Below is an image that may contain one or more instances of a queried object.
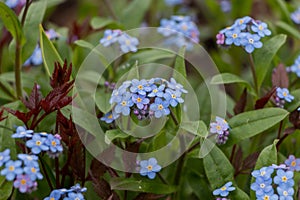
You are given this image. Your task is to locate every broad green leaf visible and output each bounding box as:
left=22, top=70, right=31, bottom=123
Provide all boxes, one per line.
left=231, top=188, right=250, bottom=200
left=128, top=49, right=174, bottom=64
left=181, top=120, right=208, bottom=137
left=203, top=144, right=234, bottom=189
left=226, top=108, right=288, bottom=146
left=174, top=46, right=186, bottom=79
left=21, top=0, right=47, bottom=61
left=39, top=25, right=63, bottom=76
left=74, top=40, right=95, bottom=50
left=210, top=73, right=255, bottom=95
left=104, top=129, right=129, bottom=144
left=95, top=88, right=111, bottom=114
left=254, top=34, right=287, bottom=89
left=286, top=89, right=300, bottom=112
left=250, top=140, right=278, bottom=199
left=274, top=0, right=292, bottom=24
left=120, top=0, right=151, bottom=29
left=0, top=2, right=25, bottom=44
left=90, top=17, right=120, bottom=29
left=0, top=176, right=12, bottom=200
left=231, top=0, right=252, bottom=17
left=126, top=61, right=139, bottom=80
left=276, top=21, right=300, bottom=40
left=110, top=177, right=177, bottom=194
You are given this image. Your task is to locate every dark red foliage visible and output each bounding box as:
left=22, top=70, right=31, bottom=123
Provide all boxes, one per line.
left=21, top=83, right=42, bottom=115
left=289, top=109, right=300, bottom=129
left=50, top=61, right=73, bottom=88
left=272, top=63, right=289, bottom=88
left=68, top=18, right=93, bottom=44
left=0, top=107, right=7, bottom=122
left=91, top=177, right=120, bottom=200
left=234, top=88, right=247, bottom=115
left=4, top=108, right=32, bottom=125
left=134, top=193, right=166, bottom=200
left=255, top=87, right=276, bottom=109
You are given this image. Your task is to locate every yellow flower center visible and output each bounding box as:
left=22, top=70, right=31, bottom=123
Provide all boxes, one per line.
left=216, top=125, right=221, bottom=131
left=260, top=171, right=266, bottom=176
left=125, top=39, right=131, bottom=45
left=20, top=179, right=26, bottom=185
left=259, top=25, right=263, bottom=30
left=137, top=98, right=142, bottom=103
left=36, top=140, right=42, bottom=146
left=283, top=191, right=288, bottom=196
left=50, top=198, right=55, bottom=200
left=51, top=141, right=57, bottom=147
left=283, top=92, right=287, bottom=97
left=107, top=35, right=112, bottom=40
left=260, top=183, right=265, bottom=188
left=9, top=166, right=14, bottom=171
left=26, top=156, right=33, bottom=161
left=153, top=89, right=158, bottom=93
left=31, top=167, right=36, bottom=173
left=239, top=19, right=244, bottom=24
left=108, top=114, right=113, bottom=119
left=232, top=33, right=238, bottom=38
left=147, top=165, right=153, bottom=171
left=181, top=24, right=188, bottom=31
left=291, top=161, right=296, bottom=167
left=138, top=85, right=143, bottom=90
left=249, top=38, right=254, bottom=44
left=282, top=176, right=287, bottom=182
left=75, top=198, right=80, bottom=200
left=158, top=104, right=164, bottom=110
left=264, top=196, right=269, bottom=200
left=221, top=186, right=227, bottom=191
left=121, top=101, right=127, bottom=106
left=171, top=94, right=176, bottom=99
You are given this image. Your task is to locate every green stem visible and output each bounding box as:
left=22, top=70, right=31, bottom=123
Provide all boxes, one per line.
left=249, top=54, right=258, bottom=95
left=103, top=0, right=118, bottom=20
left=15, top=42, right=22, bottom=98
left=55, top=157, right=60, bottom=188
left=169, top=109, right=179, bottom=126
left=39, top=156, right=54, bottom=190
left=21, top=0, right=31, bottom=26
left=157, top=172, right=168, bottom=185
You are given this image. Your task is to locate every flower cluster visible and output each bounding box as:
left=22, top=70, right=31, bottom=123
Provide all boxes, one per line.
left=164, top=0, right=183, bottom=6
left=158, top=16, right=200, bottom=50
left=99, top=29, right=139, bottom=53
left=291, top=7, right=300, bottom=24
left=251, top=157, right=299, bottom=200
left=138, top=157, right=162, bottom=179
left=274, top=87, right=294, bottom=108
left=5, top=0, right=25, bottom=9
left=286, top=55, right=300, bottom=78
left=44, top=183, right=87, bottom=200
left=12, top=126, right=63, bottom=158
left=101, top=78, right=187, bottom=123
left=216, top=16, right=271, bottom=53
left=213, top=181, right=235, bottom=198
left=0, top=149, right=43, bottom=193
left=209, top=116, right=230, bottom=145
left=24, top=29, right=60, bottom=67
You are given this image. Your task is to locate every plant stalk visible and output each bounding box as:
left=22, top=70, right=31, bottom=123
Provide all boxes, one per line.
left=249, top=54, right=258, bottom=95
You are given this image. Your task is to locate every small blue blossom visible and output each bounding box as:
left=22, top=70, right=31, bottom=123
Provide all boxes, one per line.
left=158, top=19, right=177, bottom=37
left=150, top=97, right=170, bottom=118
left=130, top=79, right=151, bottom=95
left=23, top=46, right=43, bottom=67
left=251, top=166, right=274, bottom=180
left=256, top=192, right=279, bottom=200
left=164, top=0, right=183, bottom=6
left=164, top=89, right=184, bottom=107
left=11, top=126, right=33, bottom=138
left=276, top=88, right=294, bottom=102
left=234, top=16, right=252, bottom=30
left=132, top=94, right=150, bottom=109
left=284, top=155, right=300, bottom=172
left=100, top=112, right=119, bottom=123
left=273, top=169, right=294, bottom=187
left=213, top=181, right=235, bottom=197
left=0, top=160, right=23, bottom=181
left=44, top=190, right=63, bottom=200
left=167, top=78, right=188, bottom=93
left=114, top=93, right=134, bottom=116
left=24, top=165, right=43, bottom=181
left=17, top=154, right=39, bottom=167
left=291, top=7, right=300, bottom=24
left=26, top=134, right=49, bottom=154
left=5, top=0, right=25, bottom=8
left=118, top=33, right=139, bottom=53
left=13, top=174, right=36, bottom=193
left=271, top=164, right=289, bottom=170
left=251, top=21, right=272, bottom=37
left=70, top=183, right=87, bottom=193
left=215, top=117, right=230, bottom=130
left=148, top=85, right=165, bottom=97
left=45, top=29, right=60, bottom=40
left=100, top=29, right=121, bottom=47
left=277, top=186, right=294, bottom=200
left=139, top=158, right=161, bottom=179
left=250, top=177, right=273, bottom=196
left=63, top=192, right=85, bottom=200
left=224, top=28, right=242, bottom=46
left=240, top=33, right=263, bottom=53
left=45, top=134, right=63, bottom=154
left=219, top=0, right=231, bottom=13
left=0, top=149, right=10, bottom=167
left=288, top=55, right=300, bottom=77
left=210, top=116, right=229, bottom=135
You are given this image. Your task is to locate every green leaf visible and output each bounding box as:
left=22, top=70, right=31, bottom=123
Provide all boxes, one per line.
left=0, top=176, right=12, bottom=200
left=231, top=188, right=250, bottom=200
left=250, top=140, right=278, bottom=199
left=254, top=34, right=287, bottom=89
left=0, top=2, right=25, bottom=44
left=226, top=108, right=288, bottom=146
left=110, top=177, right=177, bottom=194
left=21, top=0, right=47, bottom=61
left=120, top=0, right=151, bottom=29
left=210, top=73, right=255, bottom=95
left=274, top=0, right=292, bottom=24
left=95, top=88, right=111, bottom=114
left=39, top=25, right=63, bottom=76
left=286, top=89, right=300, bottom=112
left=181, top=120, right=208, bottom=137
left=203, top=144, right=234, bottom=189
left=74, top=40, right=95, bottom=50
left=128, top=49, right=174, bottom=64
left=276, top=21, right=300, bottom=40
left=104, top=129, right=129, bottom=144
left=173, top=46, right=186, bottom=79
left=90, top=17, right=120, bottom=29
